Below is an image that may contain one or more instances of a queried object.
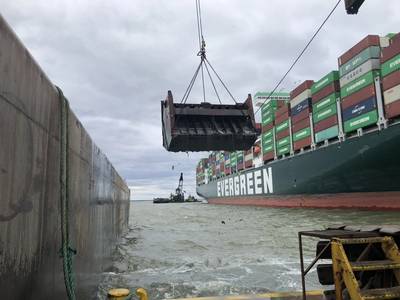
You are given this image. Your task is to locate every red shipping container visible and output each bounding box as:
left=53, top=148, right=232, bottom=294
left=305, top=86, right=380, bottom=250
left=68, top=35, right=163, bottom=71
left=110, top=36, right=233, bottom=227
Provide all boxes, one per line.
left=291, top=109, right=310, bottom=124
left=276, top=128, right=290, bottom=140
left=312, top=81, right=340, bottom=104
left=292, top=117, right=311, bottom=132
left=277, top=100, right=286, bottom=108
left=244, top=160, right=253, bottom=168
left=263, top=152, right=274, bottom=162
left=293, top=136, right=312, bottom=151
left=385, top=100, right=400, bottom=119
left=382, top=70, right=400, bottom=91
left=275, top=113, right=289, bottom=126
left=290, top=80, right=314, bottom=99
left=275, top=104, right=290, bottom=118
left=381, top=38, right=400, bottom=63
left=225, top=167, right=231, bottom=176
left=391, top=33, right=400, bottom=46
left=338, top=35, right=380, bottom=66
left=237, top=162, right=244, bottom=171
left=341, top=84, right=376, bottom=110
left=262, top=122, right=274, bottom=133
left=314, top=115, right=338, bottom=133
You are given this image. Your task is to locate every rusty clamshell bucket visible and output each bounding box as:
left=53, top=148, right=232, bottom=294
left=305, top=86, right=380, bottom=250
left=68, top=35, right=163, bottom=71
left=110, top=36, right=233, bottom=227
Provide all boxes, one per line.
left=161, top=91, right=259, bottom=152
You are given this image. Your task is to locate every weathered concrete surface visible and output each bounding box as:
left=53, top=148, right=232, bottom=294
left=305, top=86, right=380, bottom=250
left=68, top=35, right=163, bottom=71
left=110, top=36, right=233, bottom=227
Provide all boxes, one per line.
left=0, top=14, right=130, bottom=299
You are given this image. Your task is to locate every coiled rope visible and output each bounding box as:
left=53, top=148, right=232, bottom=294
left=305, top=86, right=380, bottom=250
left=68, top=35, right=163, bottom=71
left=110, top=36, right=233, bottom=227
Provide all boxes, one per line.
left=57, top=86, right=77, bottom=300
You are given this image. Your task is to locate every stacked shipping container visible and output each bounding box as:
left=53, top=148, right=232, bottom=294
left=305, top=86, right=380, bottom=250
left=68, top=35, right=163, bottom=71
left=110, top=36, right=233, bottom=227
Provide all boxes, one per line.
left=230, top=152, right=237, bottom=173
left=224, top=152, right=231, bottom=176
left=244, top=149, right=253, bottom=169
left=274, top=102, right=291, bottom=157
left=237, top=151, right=244, bottom=171
left=197, top=33, right=400, bottom=186
left=311, top=71, right=341, bottom=143
left=196, top=158, right=208, bottom=185
left=338, top=35, right=390, bottom=133
left=382, top=34, right=400, bottom=119
left=261, top=99, right=278, bottom=162
left=290, top=80, right=314, bottom=151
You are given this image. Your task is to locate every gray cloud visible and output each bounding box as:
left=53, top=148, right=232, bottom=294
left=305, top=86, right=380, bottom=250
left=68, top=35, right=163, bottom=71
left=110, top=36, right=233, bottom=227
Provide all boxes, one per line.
left=2, top=0, right=399, bottom=199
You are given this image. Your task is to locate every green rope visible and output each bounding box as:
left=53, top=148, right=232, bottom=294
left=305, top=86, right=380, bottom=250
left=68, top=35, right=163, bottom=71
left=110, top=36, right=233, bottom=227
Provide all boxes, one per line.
left=57, top=86, right=77, bottom=300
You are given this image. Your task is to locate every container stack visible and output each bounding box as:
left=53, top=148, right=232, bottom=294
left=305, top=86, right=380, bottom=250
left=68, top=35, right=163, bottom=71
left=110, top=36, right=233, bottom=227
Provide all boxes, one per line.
left=290, top=80, right=314, bottom=152
left=244, top=149, right=253, bottom=169
left=274, top=100, right=292, bottom=157
left=208, top=153, right=216, bottom=181
left=218, top=152, right=225, bottom=178
left=230, top=151, right=237, bottom=173
left=224, top=152, right=231, bottom=176
left=338, top=35, right=390, bottom=133
left=381, top=33, right=400, bottom=119
left=261, top=100, right=278, bottom=162
left=206, top=167, right=212, bottom=183
left=311, top=71, right=341, bottom=143
left=196, top=158, right=207, bottom=185
left=214, top=151, right=221, bottom=178
left=237, top=151, right=244, bottom=171
left=262, top=126, right=275, bottom=162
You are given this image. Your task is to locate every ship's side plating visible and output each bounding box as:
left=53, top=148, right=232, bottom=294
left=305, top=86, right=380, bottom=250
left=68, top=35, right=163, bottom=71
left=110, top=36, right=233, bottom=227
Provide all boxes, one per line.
left=197, top=123, right=400, bottom=209
left=0, top=15, right=130, bottom=299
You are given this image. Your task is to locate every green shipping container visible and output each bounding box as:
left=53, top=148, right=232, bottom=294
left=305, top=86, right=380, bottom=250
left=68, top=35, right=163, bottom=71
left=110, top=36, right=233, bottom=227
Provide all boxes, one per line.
left=230, top=152, right=237, bottom=165
left=262, top=100, right=279, bottom=112
left=340, top=70, right=380, bottom=99
left=262, top=135, right=274, bottom=147
left=344, top=110, right=378, bottom=133
left=311, top=71, right=339, bottom=95
left=381, top=53, right=400, bottom=77
left=277, top=145, right=290, bottom=156
left=277, top=136, right=290, bottom=148
left=262, top=110, right=275, bottom=125
left=262, top=129, right=274, bottom=139
left=262, top=143, right=274, bottom=154
left=236, top=151, right=244, bottom=162
left=315, top=125, right=339, bottom=143
left=275, top=119, right=289, bottom=132
left=313, top=92, right=339, bottom=113
left=293, top=127, right=311, bottom=141
left=313, top=103, right=337, bottom=123
left=339, top=46, right=381, bottom=76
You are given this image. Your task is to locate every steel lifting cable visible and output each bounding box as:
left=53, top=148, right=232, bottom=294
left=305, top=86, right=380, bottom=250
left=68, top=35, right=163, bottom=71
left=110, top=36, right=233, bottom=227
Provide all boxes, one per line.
left=57, top=86, right=77, bottom=300
left=180, top=0, right=238, bottom=105
left=254, top=0, right=342, bottom=115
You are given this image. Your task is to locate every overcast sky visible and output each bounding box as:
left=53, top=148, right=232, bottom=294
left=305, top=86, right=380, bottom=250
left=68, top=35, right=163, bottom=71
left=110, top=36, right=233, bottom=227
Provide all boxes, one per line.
left=1, top=0, right=399, bottom=200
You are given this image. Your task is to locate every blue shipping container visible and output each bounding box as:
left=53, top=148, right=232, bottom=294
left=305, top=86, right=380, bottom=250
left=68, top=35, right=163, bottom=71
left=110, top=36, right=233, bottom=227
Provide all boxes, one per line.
left=342, top=96, right=377, bottom=122
left=290, top=98, right=312, bottom=117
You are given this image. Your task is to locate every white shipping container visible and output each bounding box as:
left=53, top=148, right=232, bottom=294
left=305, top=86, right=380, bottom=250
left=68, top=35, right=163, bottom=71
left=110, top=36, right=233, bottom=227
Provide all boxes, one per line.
left=383, top=84, right=400, bottom=105
left=291, top=89, right=312, bottom=107
left=339, top=59, right=381, bottom=87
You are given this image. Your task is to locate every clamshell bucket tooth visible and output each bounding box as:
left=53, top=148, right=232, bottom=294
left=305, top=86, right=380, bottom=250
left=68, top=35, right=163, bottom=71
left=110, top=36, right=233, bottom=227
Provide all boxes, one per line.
left=161, top=91, right=259, bottom=152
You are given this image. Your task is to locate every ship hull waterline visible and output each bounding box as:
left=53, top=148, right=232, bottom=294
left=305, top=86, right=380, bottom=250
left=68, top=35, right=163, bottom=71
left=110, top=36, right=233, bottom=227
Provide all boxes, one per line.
left=197, top=122, right=400, bottom=210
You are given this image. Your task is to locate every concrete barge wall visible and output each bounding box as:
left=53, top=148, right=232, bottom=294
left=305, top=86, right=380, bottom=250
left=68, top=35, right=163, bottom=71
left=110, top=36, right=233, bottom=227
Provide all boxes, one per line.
left=0, top=14, right=130, bottom=299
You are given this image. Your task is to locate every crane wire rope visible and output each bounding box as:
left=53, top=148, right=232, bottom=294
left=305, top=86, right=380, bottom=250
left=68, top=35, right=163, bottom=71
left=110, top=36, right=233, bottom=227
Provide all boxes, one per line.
left=254, top=0, right=342, bottom=115
left=180, top=0, right=238, bottom=105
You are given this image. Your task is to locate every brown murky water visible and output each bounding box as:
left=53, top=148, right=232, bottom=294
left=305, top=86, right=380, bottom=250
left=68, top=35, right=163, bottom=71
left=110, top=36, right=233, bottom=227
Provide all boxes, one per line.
left=97, top=202, right=400, bottom=299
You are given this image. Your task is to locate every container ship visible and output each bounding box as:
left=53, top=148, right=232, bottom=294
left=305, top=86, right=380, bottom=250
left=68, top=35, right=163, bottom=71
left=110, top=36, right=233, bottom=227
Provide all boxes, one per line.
left=196, top=33, right=400, bottom=210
